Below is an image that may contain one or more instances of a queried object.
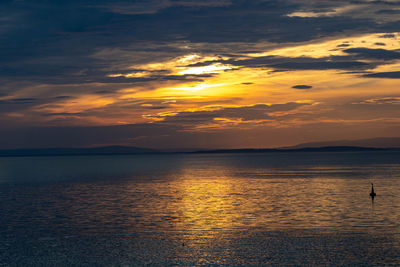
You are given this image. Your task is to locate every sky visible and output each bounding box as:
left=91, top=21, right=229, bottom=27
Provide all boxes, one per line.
left=1, top=0, right=400, bottom=149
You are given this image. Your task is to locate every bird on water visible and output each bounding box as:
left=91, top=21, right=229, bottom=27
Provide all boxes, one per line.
left=370, top=183, right=376, bottom=198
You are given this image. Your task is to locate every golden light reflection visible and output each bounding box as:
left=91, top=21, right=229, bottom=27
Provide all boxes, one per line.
left=173, top=177, right=239, bottom=232
left=178, top=64, right=232, bottom=75
left=167, top=172, right=366, bottom=235
left=165, top=83, right=229, bottom=92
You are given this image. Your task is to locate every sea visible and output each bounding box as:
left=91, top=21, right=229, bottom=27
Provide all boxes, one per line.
left=1, top=151, right=400, bottom=266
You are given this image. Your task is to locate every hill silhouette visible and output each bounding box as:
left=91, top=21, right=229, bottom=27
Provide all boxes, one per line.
left=287, top=137, right=400, bottom=149
left=1, top=137, right=399, bottom=157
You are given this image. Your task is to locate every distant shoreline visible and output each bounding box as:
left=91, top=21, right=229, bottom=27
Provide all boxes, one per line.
left=187, top=146, right=395, bottom=154
left=0, top=146, right=399, bottom=158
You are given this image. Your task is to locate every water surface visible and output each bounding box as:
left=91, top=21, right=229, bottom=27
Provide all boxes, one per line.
left=1, top=151, right=400, bottom=266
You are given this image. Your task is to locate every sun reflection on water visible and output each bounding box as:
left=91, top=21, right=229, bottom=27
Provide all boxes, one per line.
left=174, top=177, right=238, bottom=232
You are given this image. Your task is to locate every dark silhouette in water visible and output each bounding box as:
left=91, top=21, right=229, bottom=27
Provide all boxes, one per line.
left=370, top=183, right=376, bottom=199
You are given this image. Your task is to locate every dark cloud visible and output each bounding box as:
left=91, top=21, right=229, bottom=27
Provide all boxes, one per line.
left=343, top=47, right=400, bottom=60
left=363, top=71, right=400, bottom=78
left=54, top=95, right=74, bottom=99
left=356, top=97, right=400, bottom=105
left=155, top=102, right=310, bottom=124
left=0, top=0, right=384, bottom=86
left=292, top=85, right=313, bottom=89
left=0, top=98, right=39, bottom=105
left=379, top=33, right=396, bottom=38
left=375, top=9, right=400, bottom=14
left=269, top=59, right=371, bottom=70
left=378, top=20, right=400, bottom=32
left=0, top=64, right=213, bottom=85
left=104, top=0, right=232, bottom=15
left=374, top=42, right=386, bottom=46
left=42, top=112, right=83, bottom=117
left=101, top=73, right=214, bottom=84
left=10, top=98, right=38, bottom=103
left=0, top=99, right=41, bottom=114
left=191, top=55, right=375, bottom=71
left=187, top=47, right=400, bottom=73
left=142, top=105, right=169, bottom=110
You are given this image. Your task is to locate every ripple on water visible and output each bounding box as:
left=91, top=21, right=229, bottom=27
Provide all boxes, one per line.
left=1, top=151, right=400, bottom=265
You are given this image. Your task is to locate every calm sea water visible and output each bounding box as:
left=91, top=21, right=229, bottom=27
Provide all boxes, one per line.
left=1, top=151, right=400, bottom=266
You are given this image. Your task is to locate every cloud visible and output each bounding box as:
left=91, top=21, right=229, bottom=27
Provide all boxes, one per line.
left=269, top=58, right=371, bottom=70
left=53, top=95, right=74, bottom=99
left=149, top=102, right=311, bottom=125
left=42, top=112, right=84, bottom=117
left=363, top=71, right=400, bottom=78
left=189, top=45, right=400, bottom=73
left=356, top=97, right=400, bottom=104
left=375, top=9, right=400, bottom=14
left=0, top=98, right=43, bottom=114
left=343, top=47, right=400, bottom=60
left=2, top=101, right=398, bottom=149
left=379, top=33, right=396, bottom=38
left=192, top=55, right=375, bottom=71
left=286, top=4, right=360, bottom=18
left=292, top=85, right=313, bottom=89
left=1, top=0, right=400, bottom=148
left=0, top=0, right=391, bottom=89
left=8, top=98, right=38, bottom=103
left=105, top=0, right=232, bottom=15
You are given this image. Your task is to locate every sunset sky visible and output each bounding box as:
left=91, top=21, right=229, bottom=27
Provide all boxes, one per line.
left=1, top=0, right=400, bottom=149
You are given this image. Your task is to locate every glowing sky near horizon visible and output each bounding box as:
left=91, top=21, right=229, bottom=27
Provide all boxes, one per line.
left=0, top=0, right=400, bottom=149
